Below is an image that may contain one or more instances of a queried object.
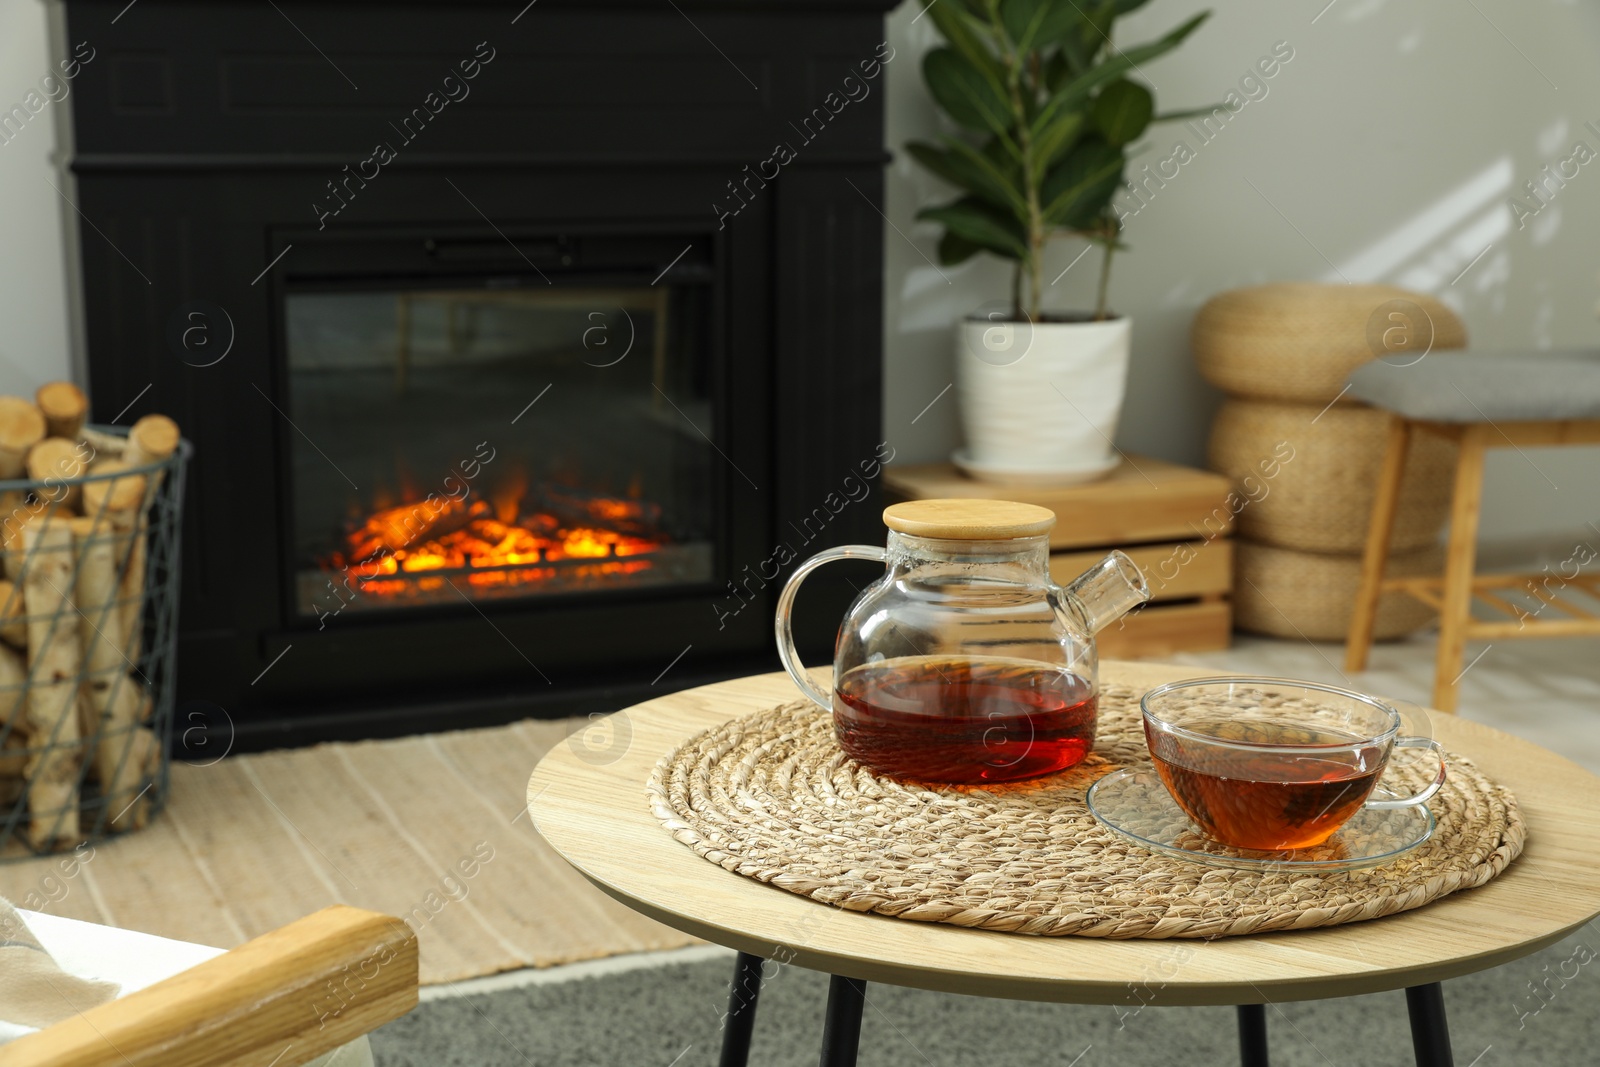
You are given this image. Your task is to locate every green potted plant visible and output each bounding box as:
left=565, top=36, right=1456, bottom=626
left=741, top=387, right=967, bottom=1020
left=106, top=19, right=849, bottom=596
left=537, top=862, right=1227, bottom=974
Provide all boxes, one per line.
left=910, top=0, right=1211, bottom=482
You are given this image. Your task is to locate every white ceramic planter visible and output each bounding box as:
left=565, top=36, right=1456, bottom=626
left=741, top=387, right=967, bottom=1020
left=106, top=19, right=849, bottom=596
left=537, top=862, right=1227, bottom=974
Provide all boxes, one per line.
left=954, top=315, right=1132, bottom=483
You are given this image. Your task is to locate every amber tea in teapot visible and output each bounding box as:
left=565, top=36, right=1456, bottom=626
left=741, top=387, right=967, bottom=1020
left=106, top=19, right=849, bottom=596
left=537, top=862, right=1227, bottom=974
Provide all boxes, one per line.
left=835, top=656, right=1097, bottom=782
left=776, top=499, right=1149, bottom=784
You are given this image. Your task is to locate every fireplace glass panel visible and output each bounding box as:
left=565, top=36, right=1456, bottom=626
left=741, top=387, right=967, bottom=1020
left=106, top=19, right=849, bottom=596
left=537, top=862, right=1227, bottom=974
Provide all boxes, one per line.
left=286, top=281, right=716, bottom=617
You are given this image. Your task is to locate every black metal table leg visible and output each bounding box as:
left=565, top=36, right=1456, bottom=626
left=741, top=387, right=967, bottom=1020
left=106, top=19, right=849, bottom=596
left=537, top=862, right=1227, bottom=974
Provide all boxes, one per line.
left=1406, top=983, right=1454, bottom=1067
left=718, top=952, right=766, bottom=1067
left=819, top=974, right=868, bottom=1067
left=1236, top=1004, right=1269, bottom=1067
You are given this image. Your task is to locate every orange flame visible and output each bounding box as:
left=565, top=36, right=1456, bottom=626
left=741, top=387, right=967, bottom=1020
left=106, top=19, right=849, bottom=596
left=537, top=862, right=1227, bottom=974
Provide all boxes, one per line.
left=332, top=488, right=665, bottom=598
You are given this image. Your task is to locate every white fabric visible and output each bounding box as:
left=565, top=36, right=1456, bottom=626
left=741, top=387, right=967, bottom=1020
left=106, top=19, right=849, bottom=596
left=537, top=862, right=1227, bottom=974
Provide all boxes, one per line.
left=5, top=910, right=374, bottom=1066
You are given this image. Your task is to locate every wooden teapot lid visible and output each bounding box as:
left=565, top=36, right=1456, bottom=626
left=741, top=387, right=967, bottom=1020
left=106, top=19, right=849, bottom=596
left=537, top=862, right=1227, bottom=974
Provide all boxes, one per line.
left=882, top=499, right=1056, bottom=540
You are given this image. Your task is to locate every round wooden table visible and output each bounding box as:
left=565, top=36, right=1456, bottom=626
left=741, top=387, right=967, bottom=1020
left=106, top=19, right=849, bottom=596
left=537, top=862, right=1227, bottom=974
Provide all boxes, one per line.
left=527, top=663, right=1600, bottom=1067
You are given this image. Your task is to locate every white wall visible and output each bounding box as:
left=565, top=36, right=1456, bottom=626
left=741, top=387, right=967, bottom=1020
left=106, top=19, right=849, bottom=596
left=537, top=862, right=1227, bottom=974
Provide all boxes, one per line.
left=882, top=0, right=1600, bottom=542
left=0, top=1, right=75, bottom=394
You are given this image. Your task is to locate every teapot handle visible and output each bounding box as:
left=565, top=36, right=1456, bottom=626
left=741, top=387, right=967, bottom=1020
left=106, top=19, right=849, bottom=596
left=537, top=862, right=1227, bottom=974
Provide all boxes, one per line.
left=775, top=545, right=888, bottom=710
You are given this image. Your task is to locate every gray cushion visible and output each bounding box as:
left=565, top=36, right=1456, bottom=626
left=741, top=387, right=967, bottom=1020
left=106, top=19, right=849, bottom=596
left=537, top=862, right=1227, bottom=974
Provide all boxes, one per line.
left=1346, top=349, right=1600, bottom=422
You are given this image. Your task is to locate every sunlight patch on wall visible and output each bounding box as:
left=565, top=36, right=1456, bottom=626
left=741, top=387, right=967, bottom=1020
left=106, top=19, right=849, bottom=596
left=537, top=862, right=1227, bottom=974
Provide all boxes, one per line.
left=1322, top=157, right=1513, bottom=286
left=1396, top=203, right=1511, bottom=294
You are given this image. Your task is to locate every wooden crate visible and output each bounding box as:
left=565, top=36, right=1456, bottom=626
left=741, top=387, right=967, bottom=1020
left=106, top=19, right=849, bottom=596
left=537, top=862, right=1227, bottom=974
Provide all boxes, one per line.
left=883, top=458, right=1235, bottom=658
left=883, top=456, right=1237, bottom=548
left=1096, top=599, right=1231, bottom=659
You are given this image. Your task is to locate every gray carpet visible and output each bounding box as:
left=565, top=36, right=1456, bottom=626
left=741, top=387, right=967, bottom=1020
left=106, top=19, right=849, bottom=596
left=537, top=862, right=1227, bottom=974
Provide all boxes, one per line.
left=371, top=928, right=1597, bottom=1066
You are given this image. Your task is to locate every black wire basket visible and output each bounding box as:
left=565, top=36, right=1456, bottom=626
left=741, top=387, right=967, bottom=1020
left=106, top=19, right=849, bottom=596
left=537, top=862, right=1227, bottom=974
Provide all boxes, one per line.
left=0, top=426, right=189, bottom=857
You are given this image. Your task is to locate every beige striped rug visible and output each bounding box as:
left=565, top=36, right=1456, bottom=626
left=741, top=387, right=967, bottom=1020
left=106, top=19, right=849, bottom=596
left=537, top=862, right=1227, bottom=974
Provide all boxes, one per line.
left=0, top=719, right=695, bottom=985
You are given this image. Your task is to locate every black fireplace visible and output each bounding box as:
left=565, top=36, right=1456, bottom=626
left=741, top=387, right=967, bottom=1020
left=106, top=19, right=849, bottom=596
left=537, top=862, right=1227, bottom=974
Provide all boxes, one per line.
left=64, top=0, right=894, bottom=746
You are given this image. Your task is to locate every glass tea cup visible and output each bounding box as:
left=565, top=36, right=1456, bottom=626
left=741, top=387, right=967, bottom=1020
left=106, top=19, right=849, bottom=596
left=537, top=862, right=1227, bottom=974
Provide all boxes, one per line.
left=1140, top=677, right=1447, bottom=851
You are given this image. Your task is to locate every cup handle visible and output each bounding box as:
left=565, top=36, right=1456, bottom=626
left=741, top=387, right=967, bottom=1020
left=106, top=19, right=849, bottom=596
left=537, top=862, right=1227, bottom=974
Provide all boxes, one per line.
left=774, top=545, right=888, bottom=710
left=1364, top=736, right=1447, bottom=810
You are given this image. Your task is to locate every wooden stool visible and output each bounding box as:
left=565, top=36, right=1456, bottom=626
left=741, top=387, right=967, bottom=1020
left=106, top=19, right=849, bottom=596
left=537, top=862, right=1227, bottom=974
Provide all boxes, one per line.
left=1343, top=351, right=1600, bottom=711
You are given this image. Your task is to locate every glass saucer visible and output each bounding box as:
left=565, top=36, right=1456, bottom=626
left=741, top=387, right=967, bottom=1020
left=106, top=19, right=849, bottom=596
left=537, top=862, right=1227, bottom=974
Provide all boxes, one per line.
left=1085, top=768, right=1435, bottom=873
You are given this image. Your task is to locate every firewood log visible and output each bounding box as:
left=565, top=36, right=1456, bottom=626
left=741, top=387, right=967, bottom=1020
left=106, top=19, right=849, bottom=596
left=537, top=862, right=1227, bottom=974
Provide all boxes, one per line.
left=0, top=579, right=26, bottom=647
left=35, top=383, right=87, bottom=441
left=0, top=398, right=46, bottom=480
left=0, top=490, right=23, bottom=538
left=122, top=415, right=180, bottom=473
left=0, top=490, right=22, bottom=572
left=69, top=515, right=152, bottom=831
left=74, top=685, right=93, bottom=751
left=83, top=463, right=148, bottom=665
left=99, top=723, right=157, bottom=830
left=82, top=462, right=147, bottom=515
left=3, top=503, right=75, bottom=583
left=118, top=417, right=175, bottom=656
left=76, top=427, right=125, bottom=462
left=69, top=515, right=126, bottom=675
left=26, top=437, right=89, bottom=513
left=0, top=736, right=25, bottom=808
left=0, top=682, right=28, bottom=809
left=0, top=730, right=25, bottom=776
left=20, top=520, right=82, bottom=848
left=1, top=512, right=27, bottom=585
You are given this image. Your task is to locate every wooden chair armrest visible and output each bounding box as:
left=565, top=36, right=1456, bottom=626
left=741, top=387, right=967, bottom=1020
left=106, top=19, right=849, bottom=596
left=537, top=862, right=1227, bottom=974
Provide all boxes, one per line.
left=0, top=905, right=418, bottom=1067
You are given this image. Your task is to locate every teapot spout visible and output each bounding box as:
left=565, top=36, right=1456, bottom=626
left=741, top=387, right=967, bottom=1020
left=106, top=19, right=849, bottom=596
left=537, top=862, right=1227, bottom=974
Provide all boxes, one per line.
left=1054, top=551, right=1150, bottom=635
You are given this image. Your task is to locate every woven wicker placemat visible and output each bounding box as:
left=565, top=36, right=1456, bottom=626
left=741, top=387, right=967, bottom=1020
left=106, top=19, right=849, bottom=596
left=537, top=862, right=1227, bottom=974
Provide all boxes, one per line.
left=647, top=685, right=1525, bottom=939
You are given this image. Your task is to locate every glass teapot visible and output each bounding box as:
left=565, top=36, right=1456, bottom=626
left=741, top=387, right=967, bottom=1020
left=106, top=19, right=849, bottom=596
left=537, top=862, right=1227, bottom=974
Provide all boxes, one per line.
left=775, top=499, right=1149, bottom=784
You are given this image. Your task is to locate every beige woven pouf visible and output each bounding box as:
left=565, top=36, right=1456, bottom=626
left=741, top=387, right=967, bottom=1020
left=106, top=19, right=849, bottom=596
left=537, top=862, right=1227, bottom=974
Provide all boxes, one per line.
left=1194, top=282, right=1467, bottom=638
left=649, top=686, right=1523, bottom=940
left=1208, top=399, right=1456, bottom=554
left=1193, top=282, right=1467, bottom=403
left=1234, top=540, right=1444, bottom=640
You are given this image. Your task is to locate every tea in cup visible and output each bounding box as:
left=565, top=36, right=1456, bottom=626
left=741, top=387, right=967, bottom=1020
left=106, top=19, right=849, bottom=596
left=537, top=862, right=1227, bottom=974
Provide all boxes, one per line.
left=1140, top=677, right=1446, bottom=850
